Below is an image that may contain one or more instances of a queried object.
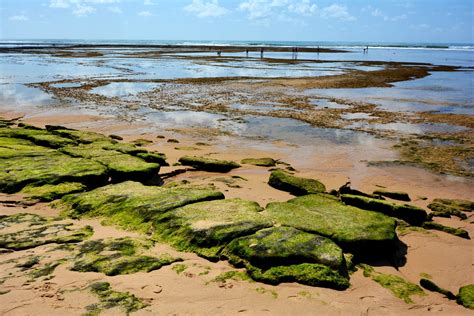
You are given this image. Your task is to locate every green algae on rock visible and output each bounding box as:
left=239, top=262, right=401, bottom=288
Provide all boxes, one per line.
left=422, top=221, right=470, bottom=239
left=373, top=190, right=411, bottom=202
left=0, top=138, right=108, bottom=193
left=154, top=198, right=272, bottom=259
left=136, top=152, right=169, bottom=166
left=427, top=198, right=472, bottom=220
left=223, top=227, right=345, bottom=271
left=340, top=194, right=427, bottom=226
left=178, top=155, right=241, bottom=172
left=20, top=182, right=86, bottom=202
left=221, top=227, right=349, bottom=289
left=59, top=143, right=160, bottom=181
left=419, top=278, right=456, bottom=300
left=0, top=213, right=93, bottom=250
left=266, top=194, right=397, bottom=255
left=360, top=264, right=426, bottom=304
left=58, top=181, right=225, bottom=233
left=241, top=158, right=277, bottom=167
left=457, top=284, right=474, bottom=310
left=71, top=237, right=181, bottom=276
left=268, top=169, right=326, bottom=196
left=88, top=282, right=149, bottom=315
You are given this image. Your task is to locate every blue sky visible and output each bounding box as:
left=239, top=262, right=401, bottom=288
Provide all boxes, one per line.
left=1, top=0, right=473, bottom=43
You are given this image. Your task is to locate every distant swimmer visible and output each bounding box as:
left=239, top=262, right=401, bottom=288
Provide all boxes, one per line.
left=260, top=47, right=264, bottom=58
left=246, top=49, right=249, bottom=57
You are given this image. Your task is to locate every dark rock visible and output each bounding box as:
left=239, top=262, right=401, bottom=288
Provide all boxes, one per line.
left=268, top=169, right=326, bottom=195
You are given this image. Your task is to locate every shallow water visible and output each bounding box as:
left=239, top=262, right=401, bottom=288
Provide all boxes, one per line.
left=348, top=122, right=469, bottom=134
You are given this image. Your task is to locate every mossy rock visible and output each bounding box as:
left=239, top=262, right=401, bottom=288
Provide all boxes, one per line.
left=419, top=278, right=456, bottom=300
left=373, top=190, right=411, bottom=202
left=341, top=194, right=427, bottom=226
left=422, top=221, right=470, bottom=239
left=49, top=128, right=110, bottom=144
left=0, top=127, right=76, bottom=149
left=155, top=198, right=272, bottom=259
left=88, top=282, right=148, bottom=314
left=59, top=143, right=160, bottom=181
left=59, top=181, right=225, bottom=233
left=241, top=158, right=276, bottom=167
left=266, top=194, right=397, bottom=255
left=0, top=140, right=108, bottom=193
left=71, top=237, right=181, bottom=276
left=178, top=155, right=241, bottom=173
left=20, top=182, right=86, bottom=202
left=132, top=138, right=153, bottom=147
left=0, top=213, right=93, bottom=250
left=457, top=284, right=474, bottom=310
left=136, top=152, right=169, bottom=166
left=427, top=198, right=472, bottom=220
left=360, top=264, right=426, bottom=304
left=268, top=169, right=326, bottom=195
left=223, top=227, right=346, bottom=272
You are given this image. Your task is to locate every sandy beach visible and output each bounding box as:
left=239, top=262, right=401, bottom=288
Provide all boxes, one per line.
left=0, top=42, right=473, bottom=315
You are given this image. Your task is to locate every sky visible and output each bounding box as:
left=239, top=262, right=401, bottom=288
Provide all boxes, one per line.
left=1, top=0, right=473, bottom=43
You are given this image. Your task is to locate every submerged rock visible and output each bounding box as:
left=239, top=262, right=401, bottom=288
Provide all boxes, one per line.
left=266, top=194, right=397, bottom=255
left=340, top=194, right=427, bottom=226
left=457, top=284, right=474, bottom=310
left=20, top=182, right=86, bottom=202
left=422, top=221, right=470, bottom=239
left=268, top=169, right=326, bottom=195
left=179, top=155, right=241, bottom=172
left=373, top=189, right=411, bottom=202
left=241, top=158, right=277, bottom=167
left=59, top=181, right=225, bottom=232
left=71, top=237, right=181, bottom=276
left=155, top=198, right=272, bottom=259
left=222, top=227, right=350, bottom=289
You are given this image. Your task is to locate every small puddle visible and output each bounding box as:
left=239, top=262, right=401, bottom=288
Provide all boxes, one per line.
left=349, top=122, right=469, bottom=134
left=90, top=82, right=159, bottom=98
left=310, top=99, right=349, bottom=109
left=342, top=113, right=374, bottom=120
left=50, top=82, right=84, bottom=88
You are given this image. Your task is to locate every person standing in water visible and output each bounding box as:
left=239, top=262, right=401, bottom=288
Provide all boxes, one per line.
left=260, top=47, right=264, bottom=58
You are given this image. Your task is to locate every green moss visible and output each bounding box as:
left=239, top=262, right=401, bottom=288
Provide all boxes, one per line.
left=30, top=262, right=61, bottom=278
left=419, top=278, right=456, bottom=299
left=178, top=155, right=241, bottom=172
left=172, top=263, right=188, bottom=274
left=223, top=227, right=346, bottom=271
left=373, top=190, right=411, bottom=202
left=241, top=158, right=276, bottom=167
left=131, top=138, right=153, bottom=146
left=58, top=181, right=224, bottom=233
left=136, top=152, right=169, bottom=166
left=0, top=126, right=76, bottom=148
left=427, top=199, right=471, bottom=220
left=268, top=169, right=326, bottom=195
left=49, top=128, right=109, bottom=144
left=175, top=146, right=201, bottom=151
left=422, top=221, right=470, bottom=239
left=0, top=213, right=93, bottom=250
left=70, top=237, right=181, bottom=276
left=0, top=139, right=108, bottom=193
left=89, top=282, right=149, bottom=314
left=16, top=256, right=40, bottom=270
left=359, top=264, right=426, bottom=303
left=341, top=194, right=427, bottom=226
left=154, top=198, right=271, bottom=260
left=457, top=284, right=474, bottom=310
left=419, top=272, right=432, bottom=279
left=210, top=270, right=252, bottom=283
left=266, top=194, right=397, bottom=255
left=20, top=182, right=86, bottom=202
left=255, top=287, right=278, bottom=298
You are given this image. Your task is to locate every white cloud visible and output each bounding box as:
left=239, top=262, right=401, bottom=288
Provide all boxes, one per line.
left=144, top=0, right=156, bottom=5
left=73, top=3, right=96, bottom=16
left=138, top=10, right=152, bottom=16
left=108, top=6, right=122, bottom=13
left=9, top=15, right=29, bottom=21
left=239, top=0, right=318, bottom=20
left=184, top=0, right=228, bottom=18
left=287, top=0, right=317, bottom=16
left=321, top=4, right=356, bottom=21
left=363, top=5, right=407, bottom=22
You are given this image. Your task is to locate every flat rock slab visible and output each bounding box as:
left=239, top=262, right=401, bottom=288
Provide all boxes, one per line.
left=266, top=194, right=397, bottom=255
left=59, top=181, right=225, bottom=232
left=178, top=155, right=241, bottom=172
left=155, top=198, right=272, bottom=257
left=268, top=169, right=326, bottom=196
